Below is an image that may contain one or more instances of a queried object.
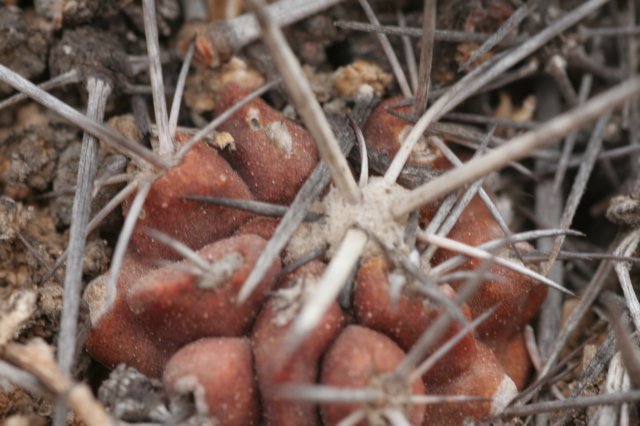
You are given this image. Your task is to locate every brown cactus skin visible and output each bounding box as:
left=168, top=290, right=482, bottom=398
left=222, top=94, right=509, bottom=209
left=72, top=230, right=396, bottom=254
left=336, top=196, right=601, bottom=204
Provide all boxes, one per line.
left=320, top=325, right=427, bottom=426
left=123, top=132, right=255, bottom=261
left=485, top=331, right=532, bottom=390
left=126, top=234, right=281, bottom=347
left=424, top=195, right=548, bottom=339
left=252, top=272, right=344, bottom=426
left=354, top=256, right=476, bottom=385
left=361, top=97, right=452, bottom=181
left=163, top=337, right=259, bottom=426
left=84, top=254, right=177, bottom=378
left=235, top=216, right=280, bottom=240
left=213, top=83, right=319, bottom=204
left=422, top=341, right=517, bottom=426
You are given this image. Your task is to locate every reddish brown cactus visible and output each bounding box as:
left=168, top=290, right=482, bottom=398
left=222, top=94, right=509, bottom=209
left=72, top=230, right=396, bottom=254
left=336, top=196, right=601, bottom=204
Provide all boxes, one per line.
left=123, top=133, right=255, bottom=260
left=214, top=84, right=319, bottom=204
left=126, top=234, right=281, bottom=347
left=163, top=337, right=259, bottom=426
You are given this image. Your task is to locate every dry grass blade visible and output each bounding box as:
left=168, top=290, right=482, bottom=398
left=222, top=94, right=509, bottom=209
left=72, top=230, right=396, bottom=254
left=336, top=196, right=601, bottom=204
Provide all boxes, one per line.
left=333, top=21, right=523, bottom=45
left=397, top=11, right=418, bottom=92
left=543, top=112, right=611, bottom=274
left=606, top=308, right=640, bottom=389
left=418, top=232, right=570, bottom=294
left=168, top=40, right=195, bottom=137
left=277, top=384, right=383, bottom=403
left=534, top=243, right=616, bottom=389
left=392, top=77, right=640, bottom=218
left=357, top=0, right=412, bottom=98
left=613, top=228, right=640, bottom=334
left=247, top=0, right=361, bottom=204
left=413, top=0, right=436, bottom=115
left=384, top=0, right=610, bottom=184
left=459, top=0, right=536, bottom=72
left=56, top=78, right=111, bottom=404
left=429, top=229, right=580, bottom=276
left=142, top=0, right=173, bottom=157
left=0, top=69, right=79, bottom=112
left=592, top=352, right=631, bottom=425
left=500, top=390, right=640, bottom=418
left=551, top=73, right=593, bottom=194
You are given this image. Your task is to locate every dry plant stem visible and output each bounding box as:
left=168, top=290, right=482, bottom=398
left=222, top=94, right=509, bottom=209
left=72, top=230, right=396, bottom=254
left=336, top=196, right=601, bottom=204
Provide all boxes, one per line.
left=106, top=181, right=153, bottom=311
left=551, top=332, right=616, bottom=425
left=286, top=228, right=368, bottom=353
left=581, top=26, right=640, bottom=38
left=546, top=55, right=578, bottom=107
left=392, top=77, right=640, bottom=218
left=0, top=359, right=45, bottom=395
left=0, top=63, right=168, bottom=171
left=207, top=0, right=344, bottom=56
left=142, top=0, right=173, bottom=157
left=534, top=82, right=564, bottom=363
left=607, top=309, right=640, bottom=388
left=552, top=73, right=593, bottom=194
left=333, top=21, right=524, bottom=45
left=357, top=0, right=412, bottom=98
left=593, top=353, right=630, bottom=425
left=169, top=41, right=195, bottom=137
left=384, top=0, right=609, bottom=185
left=429, top=229, right=578, bottom=276
left=459, top=0, right=536, bottom=71
left=613, top=228, right=640, bottom=334
left=278, top=385, right=383, bottom=403
left=55, top=79, right=111, bottom=426
left=534, top=249, right=616, bottom=393
left=444, top=111, right=537, bottom=129
left=0, top=69, right=79, bottom=112
left=2, top=341, right=113, bottom=426
left=248, top=0, right=360, bottom=204
left=500, top=390, right=640, bottom=418
left=396, top=11, right=418, bottom=92
left=417, top=232, right=569, bottom=293
left=543, top=112, right=611, bottom=274
left=473, top=58, right=540, bottom=96
left=413, top=0, right=436, bottom=115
